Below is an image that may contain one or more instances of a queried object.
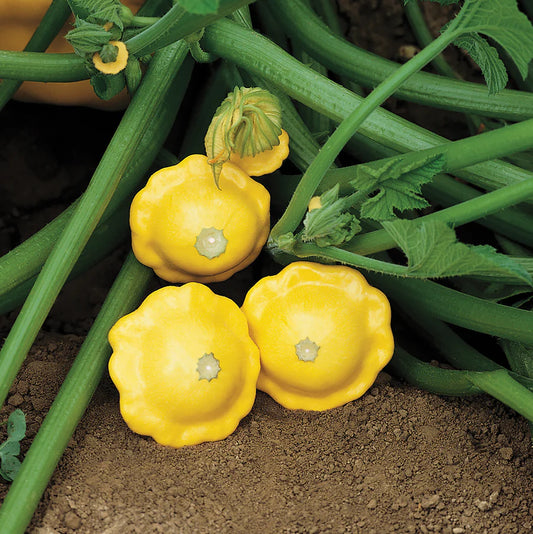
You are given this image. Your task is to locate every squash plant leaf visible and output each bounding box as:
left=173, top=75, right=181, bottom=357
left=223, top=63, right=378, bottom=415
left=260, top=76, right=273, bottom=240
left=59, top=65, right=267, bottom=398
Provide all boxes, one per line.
left=301, top=184, right=361, bottom=247
left=6, top=409, right=26, bottom=442
left=0, top=409, right=26, bottom=482
left=176, top=0, right=220, bottom=15
left=68, top=0, right=124, bottom=29
left=447, top=0, right=533, bottom=83
left=0, top=456, right=21, bottom=483
left=453, top=33, right=508, bottom=94
left=382, top=218, right=533, bottom=285
left=350, top=153, right=445, bottom=221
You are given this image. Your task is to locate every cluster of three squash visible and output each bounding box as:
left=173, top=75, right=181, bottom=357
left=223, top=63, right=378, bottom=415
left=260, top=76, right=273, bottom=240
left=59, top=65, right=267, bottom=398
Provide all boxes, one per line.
left=109, top=146, right=393, bottom=447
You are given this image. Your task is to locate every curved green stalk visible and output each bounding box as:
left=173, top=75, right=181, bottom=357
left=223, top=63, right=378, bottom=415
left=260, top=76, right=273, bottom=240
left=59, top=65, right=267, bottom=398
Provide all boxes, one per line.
left=404, top=0, right=460, bottom=80
left=0, top=201, right=130, bottom=315
left=388, top=346, right=482, bottom=396
left=203, top=19, right=533, bottom=197
left=468, top=370, right=533, bottom=421
left=125, top=0, right=256, bottom=56
left=390, top=347, right=533, bottom=422
left=266, top=0, right=533, bottom=121
left=0, top=0, right=71, bottom=110
left=367, top=272, right=533, bottom=344
left=399, top=308, right=533, bottom=392
left=0, top=253, right=152, bottom=534
left=288, top=242, right=407, bottom=275
left=285, top=240, right=532, bottom=285
left=270, top=29, right=457, bottom=239
left=0, top=58, right=192, bottom=304
left=0, top=42, right=189, bottom=409
left=403, top=0, right=482, bottom=134
left=0, top=51, right=86, bottom=82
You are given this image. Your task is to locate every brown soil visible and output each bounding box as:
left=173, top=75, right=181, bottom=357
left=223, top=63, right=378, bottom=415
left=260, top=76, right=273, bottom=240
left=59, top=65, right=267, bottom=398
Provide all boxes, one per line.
left=3, top=339, right=533, bottom=534
left=1, top=2, right=532, bottom=533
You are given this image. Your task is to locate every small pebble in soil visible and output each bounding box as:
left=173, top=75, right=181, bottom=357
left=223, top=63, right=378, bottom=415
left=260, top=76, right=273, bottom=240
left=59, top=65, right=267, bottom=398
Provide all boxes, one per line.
left=421, top=494, right=441, bottom=509
left=367, top=498, right=378, bottom=509
left=7, top=393, right=24, bottom=406
left=63, top=511, right=81, bottom=529
left=474, top=498, right=491, bottom=511
left=499, top=447, right=513, bottom=460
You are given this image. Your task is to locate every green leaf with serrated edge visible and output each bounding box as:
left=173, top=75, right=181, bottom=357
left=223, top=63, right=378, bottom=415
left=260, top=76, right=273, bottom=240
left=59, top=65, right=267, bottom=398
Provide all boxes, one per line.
left=65, top=21, right=113, bottom=55
left=454, top=33, right=508, bottom=94
left=6, top=409, right=25, bottom=442
left=500, top=340, right=533, bottom=379
left=383, top=219, right=533, bottom=285
left=0, top=455, right=21, bottom=482
left=88, top=5, right=124, bottom=30
left=177, top=0, right=220, bottom=15
left=351, top=153, right=445, bottom=221
left=301, top=184, right=361, bottom=247
left=68, top=0, right=121, bottom=23
left=448, top=0, right=533, bottom=80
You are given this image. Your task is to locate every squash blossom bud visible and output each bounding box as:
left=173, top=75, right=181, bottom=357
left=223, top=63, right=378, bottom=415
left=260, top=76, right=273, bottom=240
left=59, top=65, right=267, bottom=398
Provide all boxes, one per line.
left=205, top=87, right=282, bottom=185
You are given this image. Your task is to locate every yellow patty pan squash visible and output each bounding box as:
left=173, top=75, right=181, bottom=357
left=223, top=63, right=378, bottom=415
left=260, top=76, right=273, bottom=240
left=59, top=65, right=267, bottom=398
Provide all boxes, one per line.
left=130, top=154, right=270, bottom=283
left=108, top=283, right=261, bottom=447
left=241, top=261, right=394, bottom=411
left=229, top=129, right=290, bottom=177
left=0, top=0, right=144, bottom=108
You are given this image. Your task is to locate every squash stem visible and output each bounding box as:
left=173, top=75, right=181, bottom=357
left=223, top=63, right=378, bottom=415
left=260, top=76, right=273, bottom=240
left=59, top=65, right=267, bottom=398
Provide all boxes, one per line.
left=125, top=0, right=256, bottom=56
left=389, top=346, right=482, bottom=396
left=266, top=0, right=533, bottom=121
left=0, top=42, right=189, bottom=409
left=0, top=253, right=153, bottom=534
left=366, top=272, right=533, bottom=345
left=389, top=347, right=533, bottom=423
left=269, top=30, right=457, bottom=239
left=0, top=57, right=193, bottom=311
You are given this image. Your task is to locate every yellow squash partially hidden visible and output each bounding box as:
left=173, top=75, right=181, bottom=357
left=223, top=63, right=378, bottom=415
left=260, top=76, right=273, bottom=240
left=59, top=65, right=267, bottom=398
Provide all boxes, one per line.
left=130, top=154, right=270, bottom=283
left=229, top=129, right=290, bottom=177
left=108, top=283, right=260, bottom=447
left=241, top=261, right=394, bottom=411
left=0, top=0, right=144, bottom=108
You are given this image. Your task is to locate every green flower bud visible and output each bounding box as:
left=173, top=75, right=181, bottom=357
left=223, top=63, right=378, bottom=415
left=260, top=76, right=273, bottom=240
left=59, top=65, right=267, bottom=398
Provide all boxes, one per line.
left=205, top=87, right=282, bottom=185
